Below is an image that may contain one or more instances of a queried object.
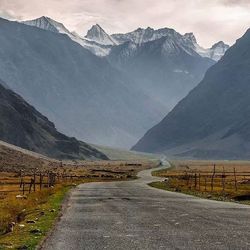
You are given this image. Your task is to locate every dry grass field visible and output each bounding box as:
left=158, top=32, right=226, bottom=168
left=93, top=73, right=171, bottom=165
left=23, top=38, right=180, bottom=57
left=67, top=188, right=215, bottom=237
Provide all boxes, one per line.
left=152, top=160, right=250, bottom=203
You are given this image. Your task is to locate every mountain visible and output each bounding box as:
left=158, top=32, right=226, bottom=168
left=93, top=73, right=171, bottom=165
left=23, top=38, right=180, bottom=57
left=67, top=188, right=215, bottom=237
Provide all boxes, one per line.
left=108, top=31, right=215, bottom=111
left=132, top=29, right=250, bottom=159
left=23, top=16, right=71, bottom=34
left=0, top=18, right=163, bottom=149
left=23, top=19, right=229, bottom=60
left=23, top=17, right=111, bottom=56
left=194, top=40, right=230, bottom=61
left=111, top=27, right=229, bottom=61
left=85, top=24, right=117, bottom=46
left=0, top=79, right=107, bottom=160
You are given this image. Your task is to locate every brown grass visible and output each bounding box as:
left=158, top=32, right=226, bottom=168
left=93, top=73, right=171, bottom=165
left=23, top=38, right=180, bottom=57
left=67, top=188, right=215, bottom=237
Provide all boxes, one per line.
left=153, top=160, right=250, bottom=203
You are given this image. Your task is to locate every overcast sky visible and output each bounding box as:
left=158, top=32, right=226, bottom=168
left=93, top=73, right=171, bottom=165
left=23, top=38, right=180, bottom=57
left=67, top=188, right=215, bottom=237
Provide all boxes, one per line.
left=0, top=0, right=250, bottom=47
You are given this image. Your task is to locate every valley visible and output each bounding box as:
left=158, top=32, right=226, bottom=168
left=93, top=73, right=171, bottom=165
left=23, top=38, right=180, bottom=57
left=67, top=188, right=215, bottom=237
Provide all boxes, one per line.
left=0, top=2, right=250, bottom=249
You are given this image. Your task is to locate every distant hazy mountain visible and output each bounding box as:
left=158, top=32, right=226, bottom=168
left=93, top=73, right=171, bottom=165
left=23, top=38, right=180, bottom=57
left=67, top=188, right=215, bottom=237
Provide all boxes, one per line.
left=0, top=79, right=107, bottom=160
left=108, top=31, right=215, bottom=110
left=22, top=17, right=226, bottom=111
left=16, top=17, right=228, bottom=149
left=0, top=18, right=163, bottom=148
left=23, top=18, right=229, bottom=61
left=132, top=29, right=250, bottom=159
left=23, top=17, right=111, bottom=56
left=23, top=16, right=71, bottom=34
left=111, top=28, right=229, bottom=61
left=85, top=24, right=117, bottom=46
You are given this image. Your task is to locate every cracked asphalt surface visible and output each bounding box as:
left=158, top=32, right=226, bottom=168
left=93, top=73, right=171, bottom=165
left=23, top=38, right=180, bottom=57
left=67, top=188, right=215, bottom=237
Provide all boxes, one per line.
left=42, top=165, right=250, bottom=250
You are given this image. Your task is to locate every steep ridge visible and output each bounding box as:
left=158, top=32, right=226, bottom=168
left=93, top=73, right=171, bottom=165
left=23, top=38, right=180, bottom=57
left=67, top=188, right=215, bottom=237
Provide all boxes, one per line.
left=132, top=29, right=250, bottom=159
left=0, top=79, right=108, bottom=160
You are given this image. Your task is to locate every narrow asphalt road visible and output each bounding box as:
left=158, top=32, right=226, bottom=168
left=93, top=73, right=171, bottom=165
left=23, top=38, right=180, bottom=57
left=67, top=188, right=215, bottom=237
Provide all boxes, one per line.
left=42, top=165, right=250, bottom=250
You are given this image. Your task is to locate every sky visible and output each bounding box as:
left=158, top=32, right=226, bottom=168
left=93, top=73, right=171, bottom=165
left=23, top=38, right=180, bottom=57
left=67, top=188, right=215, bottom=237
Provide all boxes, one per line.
left=0, top=0, right=250, bottom=47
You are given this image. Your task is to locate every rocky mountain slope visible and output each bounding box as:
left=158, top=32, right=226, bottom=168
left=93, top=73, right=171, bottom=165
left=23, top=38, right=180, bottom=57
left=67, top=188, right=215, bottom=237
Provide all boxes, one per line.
left=0, top=79, right=107, bottom=160
left=132, top=29, right=250, bottom=159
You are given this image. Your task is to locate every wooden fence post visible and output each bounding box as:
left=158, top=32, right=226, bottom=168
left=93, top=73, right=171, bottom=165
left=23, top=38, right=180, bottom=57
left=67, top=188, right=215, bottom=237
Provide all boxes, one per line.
left=211, top=164, right=216, bottom=192
left=22, top=181, right=25, bottom=195
left=194, top=172, right=197, bottom=190
left=234, top=168, right=237, bottom=191
left=33, top=171, right=36, bottom=192
left=204, top=176, right=207, bottom=191
left=198, top=173, right=201, bottom=191
left=190, top=173, right=193, bottom=190
left=29, top=178, right=34, bottom=194
left=222, top=166, right=225, bottom=192
left=40, top=172, right=43, bottom=190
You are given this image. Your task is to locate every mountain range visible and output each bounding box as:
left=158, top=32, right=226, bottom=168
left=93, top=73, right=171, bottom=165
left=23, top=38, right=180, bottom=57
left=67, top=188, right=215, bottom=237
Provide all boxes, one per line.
left=0, top=16, right=229, bottom=149
left=133, top=29, right=250, bottom=159
left=0, top=17, right=164, bottom=148
left=0, top=79, right=107, bottom=160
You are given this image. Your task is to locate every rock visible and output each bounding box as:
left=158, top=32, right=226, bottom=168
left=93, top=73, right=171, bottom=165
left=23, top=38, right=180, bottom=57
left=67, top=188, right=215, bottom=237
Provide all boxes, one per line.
left=19, top=224, right=25, bottom=228
left=17, top=245, right=28, bottom=250
left=50, top=209, right=56, bottom=213
left=16, top=195, right=27, bottom=199
left=207, top=195, right=212, bottom=199
left=26, top=220, right=36, bottom=224
left=6, top=222, right=15, bottom=233
left=30, top=228, right=41, bottom=234
left=39, top=211, right=45, bottom=216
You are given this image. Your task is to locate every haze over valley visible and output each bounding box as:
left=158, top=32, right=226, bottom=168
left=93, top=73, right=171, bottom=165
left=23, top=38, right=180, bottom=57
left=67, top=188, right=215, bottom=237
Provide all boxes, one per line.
left=0, top=16, right=229, bottom=149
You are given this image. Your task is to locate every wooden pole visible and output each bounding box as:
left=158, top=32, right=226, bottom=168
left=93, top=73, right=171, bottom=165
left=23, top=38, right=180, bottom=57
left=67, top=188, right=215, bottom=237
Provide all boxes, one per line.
left=40, top=173, right=43, bottom=190
left=194, top=172, right=197, bottom=190
left=198, top=173, right=201, bottom=191
left=22, top=182, right=25, bottom=195
left=190, top=173, right=193, bottom=190
left=33, top=171, right=36, bottom=192
left=29, top=179, right=34, bottom=194
left=222, top=166, right=225, bottom=192
left=234, top=168, right=237, bottom=191
left=211, top=164, right=216, bottom=192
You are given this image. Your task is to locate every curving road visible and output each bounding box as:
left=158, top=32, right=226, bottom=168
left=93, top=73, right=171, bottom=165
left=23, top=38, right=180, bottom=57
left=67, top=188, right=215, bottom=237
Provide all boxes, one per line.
left=42, top=165, right=250, bottom=250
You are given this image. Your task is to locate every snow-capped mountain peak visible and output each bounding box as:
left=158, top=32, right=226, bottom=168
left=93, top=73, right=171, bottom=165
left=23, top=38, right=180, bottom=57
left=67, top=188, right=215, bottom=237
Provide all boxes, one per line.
left=22, top=17, right=111, bottom=57
left=183, top=32, right=197, bottom=44
left=85, top=24, right=117, bottom=46
left=194, top=40, right=229, bottom=61
left=22, top=16, right=71, bottom=34
left=111, top=27, right=229, bottom=61
left=209, top=41, right=230, bottom=61
left=111, top=27, right=178, bottom=45
left=22, top=17, right=229, bottom=61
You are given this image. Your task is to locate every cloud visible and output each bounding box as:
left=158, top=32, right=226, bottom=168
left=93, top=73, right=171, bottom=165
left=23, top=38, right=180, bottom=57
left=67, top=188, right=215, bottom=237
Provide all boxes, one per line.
left=0, top=9, right=18, bottom=20
left=220, top=0, right=250, bottom=6
left=0, top=0, right=249, bottom=47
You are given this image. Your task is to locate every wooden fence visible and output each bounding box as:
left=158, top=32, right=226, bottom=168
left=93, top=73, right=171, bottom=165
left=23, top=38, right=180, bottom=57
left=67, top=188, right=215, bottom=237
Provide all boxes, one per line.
left=0, top=170, right=84, bottom=197
left=164, top=165, right=250, bottom=193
